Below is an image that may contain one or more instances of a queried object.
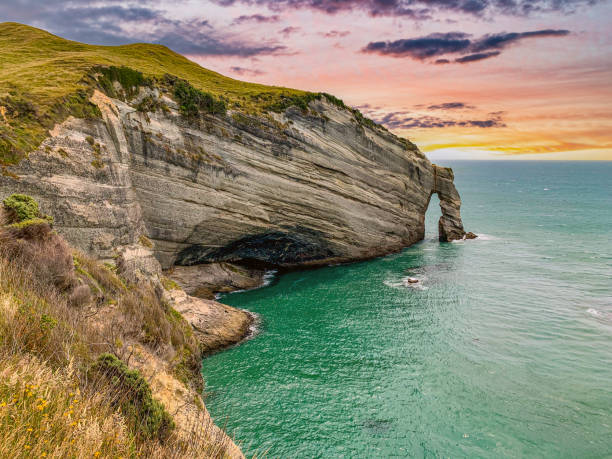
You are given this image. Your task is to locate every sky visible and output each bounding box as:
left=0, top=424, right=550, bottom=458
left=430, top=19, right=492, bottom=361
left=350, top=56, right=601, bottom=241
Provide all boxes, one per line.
left=2, top=0, right=611, bottom=160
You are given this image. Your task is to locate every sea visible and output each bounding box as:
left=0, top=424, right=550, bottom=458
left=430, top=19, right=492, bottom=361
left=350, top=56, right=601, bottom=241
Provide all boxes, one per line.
left=202, top=161, right=612, bottom=458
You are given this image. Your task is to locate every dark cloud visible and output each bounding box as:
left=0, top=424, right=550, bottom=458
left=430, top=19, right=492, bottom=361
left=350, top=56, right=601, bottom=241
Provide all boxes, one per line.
left=369, top=110, right=505, bottom=129
left=455, top=50, right=501, bottom=62
left=0, top=2, right=286, bottom=57
left=214, top=0, right=429, bottom=18
left=152, top=25, right=286, bottom=56
left=279, top=26, right=301, bottom=37
left=323, top=30, right=351, bottom=38
left=213, top=0, right=599, bottom=18
left=362, top=29, right=569, bottom=63
left=230, top=66, right=266, bottom=76
left=427, top=102, right=475, bottom=110
left=232, top=14, right=280, bottom=24
left=470, top=29, right=570, bottom=52
left=363, top=32, right=471, bottom=59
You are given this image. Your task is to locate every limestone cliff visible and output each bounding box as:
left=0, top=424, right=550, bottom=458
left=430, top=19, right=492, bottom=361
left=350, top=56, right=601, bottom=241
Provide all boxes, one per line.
left=0, top=23, right=470, bottom=458
left=0, top=88, right=467, bottom=284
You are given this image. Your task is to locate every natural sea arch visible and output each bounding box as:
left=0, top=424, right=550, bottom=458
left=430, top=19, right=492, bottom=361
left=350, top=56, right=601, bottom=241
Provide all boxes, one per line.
left=427, top=165, right=468, bottom=242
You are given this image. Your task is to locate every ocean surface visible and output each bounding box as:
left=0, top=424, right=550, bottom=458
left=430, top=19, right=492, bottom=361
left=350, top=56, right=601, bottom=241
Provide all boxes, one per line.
left=202, top=161, right=612, bottom=458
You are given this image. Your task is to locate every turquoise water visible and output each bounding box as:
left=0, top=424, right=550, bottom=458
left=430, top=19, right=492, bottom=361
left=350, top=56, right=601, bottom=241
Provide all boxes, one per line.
left=202, top=161, right=612, bottom=458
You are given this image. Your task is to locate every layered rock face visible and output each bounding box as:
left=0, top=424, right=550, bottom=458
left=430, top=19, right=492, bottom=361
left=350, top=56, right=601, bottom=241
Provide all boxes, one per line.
left=0, top=89, right=467, bottom=276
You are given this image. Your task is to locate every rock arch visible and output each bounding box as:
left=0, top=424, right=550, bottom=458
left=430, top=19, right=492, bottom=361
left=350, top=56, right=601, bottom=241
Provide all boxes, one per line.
left=430, top=165, right=468, bottom=242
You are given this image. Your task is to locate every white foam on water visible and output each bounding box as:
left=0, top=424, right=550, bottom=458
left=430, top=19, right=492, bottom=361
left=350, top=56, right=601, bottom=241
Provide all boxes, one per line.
left=243, top=310, right=262, bottom=340
left=262, top=269, right=278, bottom=287
left=474, top=233, right=497, bottom=241
left=587, top=308, right=602, bottom=317
left=215, top=269, right=278, bottom=300
left=451, top=233, right=500, bottom=244
left=383, top=276, right=428, bottom=291
left=450, top=233, right=497, bottom=243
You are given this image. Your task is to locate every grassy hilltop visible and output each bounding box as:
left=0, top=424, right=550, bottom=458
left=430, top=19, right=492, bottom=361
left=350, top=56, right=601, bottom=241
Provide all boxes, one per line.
left=0, top=22, right=306, bottom=110
left=0, top=22, right=389, bottom=168
left=0, top=22, right=317, bottom=167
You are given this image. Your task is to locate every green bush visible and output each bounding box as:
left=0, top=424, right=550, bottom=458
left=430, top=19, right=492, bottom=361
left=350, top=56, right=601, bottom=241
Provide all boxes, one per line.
left=168, top=76, right=226, bottom=117
left=7, top=217, right=53, bottom=229
left=265, top=92, right=321, bottom=113
left=97, top=66, right=148, bottom=99
left=321, top=93, right=347, bottom=109
left=91, top=353, right=175, bottom=442
left=0, top=94, right=36, bottom=119
left=3, top=194, right=39, bottom=222
left=136, top=95, right=162, bottom=113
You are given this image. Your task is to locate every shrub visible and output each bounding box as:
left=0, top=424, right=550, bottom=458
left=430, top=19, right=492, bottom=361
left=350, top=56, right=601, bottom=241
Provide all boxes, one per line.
left=2, top=194, right=39, bottom=222
left=321, top=92, right=347, bottom=109
left=97, top=65, right=147, bottom=99
left=4, top=229, right=76, bottom=292
left=136, top=95, right=162, bottom=114
left=2, top=194, right=54, bottom=229
left=166, top=76, right=226, bottom=117
left=5, top=218, right=53, bottom=242
left=90, top=353, right=175, bottom=441
left=265, top=92, right=321, bottom=113
left=73, top=251, right=126, bottom=296
left=0, top=208, right=232, bottom=457
left=68, top=284, right=92, bottom=307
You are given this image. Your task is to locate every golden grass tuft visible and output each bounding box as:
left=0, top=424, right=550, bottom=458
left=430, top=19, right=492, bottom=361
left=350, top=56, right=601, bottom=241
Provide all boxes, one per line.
left=0, top=353, right=136, bottom=459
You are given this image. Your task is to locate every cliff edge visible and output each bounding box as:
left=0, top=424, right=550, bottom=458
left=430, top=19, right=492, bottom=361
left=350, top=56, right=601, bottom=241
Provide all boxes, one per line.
left=0, top=24, right=468, bottom=293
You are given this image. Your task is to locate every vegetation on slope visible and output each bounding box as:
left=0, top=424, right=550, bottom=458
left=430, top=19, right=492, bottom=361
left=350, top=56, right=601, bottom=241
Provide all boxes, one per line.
left=0, top=195, right=234, bottom=457
left=0, top=22, right=390, bottom=168
left=0, top=22, right=303, bottom=166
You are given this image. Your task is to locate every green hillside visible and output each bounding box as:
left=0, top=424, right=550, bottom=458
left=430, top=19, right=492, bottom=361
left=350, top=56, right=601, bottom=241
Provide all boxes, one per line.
left=0, top=22, right=311, bottom=166
left=0, top=22, right=307, bottom=108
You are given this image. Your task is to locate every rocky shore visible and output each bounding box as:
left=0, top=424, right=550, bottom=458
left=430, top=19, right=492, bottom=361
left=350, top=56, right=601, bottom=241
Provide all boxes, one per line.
left=165, top=286, right=255, bottom=355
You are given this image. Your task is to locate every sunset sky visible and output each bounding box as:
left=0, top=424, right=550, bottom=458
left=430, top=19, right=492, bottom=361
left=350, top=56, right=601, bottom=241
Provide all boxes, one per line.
left=2, top=0, right=611, bottom=160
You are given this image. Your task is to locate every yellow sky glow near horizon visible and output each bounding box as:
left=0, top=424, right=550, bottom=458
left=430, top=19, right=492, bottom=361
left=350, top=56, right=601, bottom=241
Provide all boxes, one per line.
left=187, top=2, right=612, bottom=160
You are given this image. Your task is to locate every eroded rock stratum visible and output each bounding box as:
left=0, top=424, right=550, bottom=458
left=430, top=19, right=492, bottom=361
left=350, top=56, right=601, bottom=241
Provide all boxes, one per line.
left=0, top=89, right=467, bottom=276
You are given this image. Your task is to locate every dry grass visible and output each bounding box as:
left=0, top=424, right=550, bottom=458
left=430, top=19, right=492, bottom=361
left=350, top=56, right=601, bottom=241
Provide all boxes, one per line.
left=0, top=208, right=239, bottom=457
left=0, top=353, right=137, bottom=458
left=0, top=351, right=238, bottom=458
